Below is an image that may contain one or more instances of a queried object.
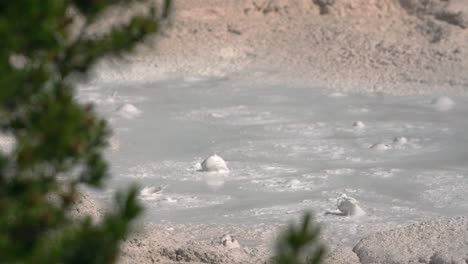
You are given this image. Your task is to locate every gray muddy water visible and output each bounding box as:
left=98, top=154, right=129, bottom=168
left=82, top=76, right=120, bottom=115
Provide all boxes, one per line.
left=78, top=73, right=468, bottom=247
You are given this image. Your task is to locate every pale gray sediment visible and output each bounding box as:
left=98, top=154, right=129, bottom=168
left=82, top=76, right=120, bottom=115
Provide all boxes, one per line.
left=324, top=247, right=361, bottom=264
left=92, top=0, right=468, bottom=95
left=118, top=225, right=271, bottom=264
left=351, top=216, right=468, bottom=264
left=326, top=216, right=468, bottom=264
left=73, top=194, right=468, bottom=264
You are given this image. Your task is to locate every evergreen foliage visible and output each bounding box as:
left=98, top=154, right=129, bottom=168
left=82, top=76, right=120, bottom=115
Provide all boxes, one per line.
left=275, top=213, right=326, bottom=264
left=0, top=1, right=171, bottom=262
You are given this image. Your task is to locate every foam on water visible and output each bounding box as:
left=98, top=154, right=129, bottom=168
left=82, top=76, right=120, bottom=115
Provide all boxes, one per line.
left=370, top=143, right=392, bottom=150
left=140, top=186, right=165, bottom=200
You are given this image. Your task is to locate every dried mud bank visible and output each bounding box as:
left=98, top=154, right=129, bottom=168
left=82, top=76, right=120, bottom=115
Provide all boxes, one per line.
left=72, top=192, right=273, bottom=263
left=94, top=0, right=468, bottom=95
left=74, top=194, right=467, bottom=264
left=328, top=216, right=468, bottom=264
left=118, top=225, right=272, bottom=264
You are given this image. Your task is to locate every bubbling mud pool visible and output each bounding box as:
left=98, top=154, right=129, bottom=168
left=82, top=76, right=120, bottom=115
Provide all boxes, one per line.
left=78, top=75, right=468, bottom=249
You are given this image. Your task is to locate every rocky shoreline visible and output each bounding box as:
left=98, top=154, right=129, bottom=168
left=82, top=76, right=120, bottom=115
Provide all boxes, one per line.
left=74, top=192, right=467, bottom=263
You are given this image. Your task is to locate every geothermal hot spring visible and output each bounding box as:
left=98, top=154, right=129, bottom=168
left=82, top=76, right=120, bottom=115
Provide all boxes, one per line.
left=78, top=70, right=468, bottom=249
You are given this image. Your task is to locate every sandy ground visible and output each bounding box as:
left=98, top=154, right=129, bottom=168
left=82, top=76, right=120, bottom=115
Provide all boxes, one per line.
left=74, top=192, right=468, bottom=264
left=93, top=0, right=468, bottom=95
left=72, top=192, right=276, bottom=263
left=75, top=0, right=468, bottom=263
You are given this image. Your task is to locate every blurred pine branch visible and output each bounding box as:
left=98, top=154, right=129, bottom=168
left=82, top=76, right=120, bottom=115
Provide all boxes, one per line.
left=274, top=212, right=326, bottom=264
left=0, top=1, right=171, bottom=262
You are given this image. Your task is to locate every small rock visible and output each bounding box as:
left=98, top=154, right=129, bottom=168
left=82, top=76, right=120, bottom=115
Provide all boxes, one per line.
left=175, top=248, right=185, bottom=261
left=435, top=11, right=468, bottom=29
left=429, top=252, right=463, bottom=264
left=220, top=234, right=241, bottom=249
left=314, top=0, right=336, bottom=15
left=227, top=24, right=242, bottom=35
